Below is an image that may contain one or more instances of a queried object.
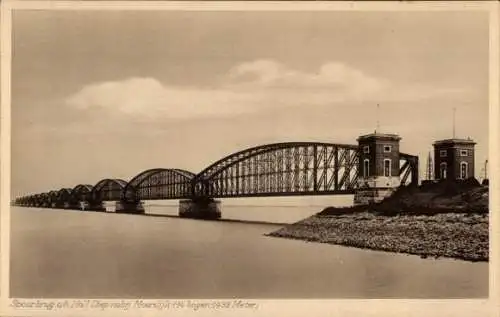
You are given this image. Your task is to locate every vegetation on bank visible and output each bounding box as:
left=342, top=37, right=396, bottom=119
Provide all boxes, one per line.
left=267, top=179, right=489, bottom=262
left=320, top=178, right=488, bottom=216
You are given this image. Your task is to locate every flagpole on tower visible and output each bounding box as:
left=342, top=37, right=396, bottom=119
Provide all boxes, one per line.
left=452, top=107, right=456, bottom=138
left=375, top=103, right=380, bottom=134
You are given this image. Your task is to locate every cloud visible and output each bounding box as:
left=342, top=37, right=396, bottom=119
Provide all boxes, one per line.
left=227, top=59, right=387, bottom=94
left=65, top=60, right=472, bottom=120
left=66, top=77, right=258, bottom=119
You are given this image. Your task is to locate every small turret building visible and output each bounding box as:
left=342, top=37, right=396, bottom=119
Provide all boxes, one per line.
left=354, top=132, right=402, bottom=205
left=433, top=138, right=475, bottom=181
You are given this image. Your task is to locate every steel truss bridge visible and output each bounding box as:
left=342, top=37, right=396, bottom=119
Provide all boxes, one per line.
left=13, top=142, right=418, bottom=208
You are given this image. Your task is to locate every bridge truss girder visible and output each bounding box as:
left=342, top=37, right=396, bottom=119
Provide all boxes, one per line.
left=90, top=179, right=127, bottom=203
left=193, top=142, right=360, bottom=198
left=13, top=143, right=420, bottom=205
left=70, top=184, right=93, bottom=204
left=123, top=168, right=195, bottom=202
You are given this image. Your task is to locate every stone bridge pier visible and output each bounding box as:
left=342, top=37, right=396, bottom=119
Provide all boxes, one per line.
left=116, top=200, right=145, bottom=214
left=179, top=198, right=221, bottom=219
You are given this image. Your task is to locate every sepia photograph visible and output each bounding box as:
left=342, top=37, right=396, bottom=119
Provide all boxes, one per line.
left=3, top=1, right=495, bottom=307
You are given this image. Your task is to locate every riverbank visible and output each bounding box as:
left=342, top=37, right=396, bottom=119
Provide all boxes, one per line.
left=267, top=212, right=488, bottom=261
left=267, top=179, right=489, bottom=262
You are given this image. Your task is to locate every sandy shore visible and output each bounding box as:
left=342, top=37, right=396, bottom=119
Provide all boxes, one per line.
left=267, top=212, right=488, bottom=262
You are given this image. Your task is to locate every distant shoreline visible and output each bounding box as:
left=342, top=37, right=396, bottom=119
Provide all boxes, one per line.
left=266, top=211, right=489, bottom=262
left=11, top=207, right=289, bottom=227
left=140, top=212, right=288, bottom=226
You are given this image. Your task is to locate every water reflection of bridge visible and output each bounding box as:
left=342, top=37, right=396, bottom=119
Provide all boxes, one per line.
left=13, top=135, right=419, bottom=219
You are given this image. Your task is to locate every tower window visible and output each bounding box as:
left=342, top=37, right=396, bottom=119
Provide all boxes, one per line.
left=440, top=150, right=447, bottom=157
left=363, top=146, right=370, bottom=154
left=384, top=159, right=391, bottom=177
left=383, top=145, right=392, bottom=153
left=440, top=162, right=447, bottom=179
left=460, top=162, right=468, bottom=179
left=363, top=159, right=370, bottom=178
left=460, top=150, right=468, bottom=156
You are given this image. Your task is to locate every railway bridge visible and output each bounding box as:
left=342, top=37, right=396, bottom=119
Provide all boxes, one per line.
left=13, top=133, right=419, bottom=219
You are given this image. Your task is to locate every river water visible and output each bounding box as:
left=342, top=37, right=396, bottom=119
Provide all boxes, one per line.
left=10, top=198, right=488, bottom=298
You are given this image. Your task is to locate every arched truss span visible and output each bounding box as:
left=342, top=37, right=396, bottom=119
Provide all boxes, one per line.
left=23, top=195, right=34, bottom=206
left=16, top=195, right=28, bottom=206
left=57, top=188, right=73, bottom=205
left=71, top=184, right=93, bottom=202
left=36, top=192, right=50, bottom=207
left=48, top=190, right=59, bottom=206
left=193, top=142, right=360, bottom=198
left=123, top=168, right=196, bottom=201
left=90, top=179, right=127, bottom=202
left=31, top=194, right=41, bottom=207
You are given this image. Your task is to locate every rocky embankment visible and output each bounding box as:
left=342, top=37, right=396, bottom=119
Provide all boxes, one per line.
left=267, top=179, right=489, bottom=262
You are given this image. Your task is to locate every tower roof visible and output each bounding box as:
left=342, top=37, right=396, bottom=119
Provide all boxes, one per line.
left=433, top=138, right=476, bottom=146
left=357, top=132, right=401, bottom=142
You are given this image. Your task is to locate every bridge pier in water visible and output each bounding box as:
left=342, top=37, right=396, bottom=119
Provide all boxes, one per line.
left=88, top=202, right=105, bottom=211
left=69, top=201, right=90, bottom=211
left=179, top=198, right=221, bottom=219
left=116, top=200, right=145, bottom=214
left=90, top=200, right=145, bottom=213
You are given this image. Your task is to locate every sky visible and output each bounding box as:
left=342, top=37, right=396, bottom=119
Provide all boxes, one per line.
left=10, top=10, right=490, bottom=198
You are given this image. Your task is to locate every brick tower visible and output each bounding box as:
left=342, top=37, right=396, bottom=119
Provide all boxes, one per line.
left=433, top=138, right=475, bottom=181
left=353, top=132, right=402, bottom=205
